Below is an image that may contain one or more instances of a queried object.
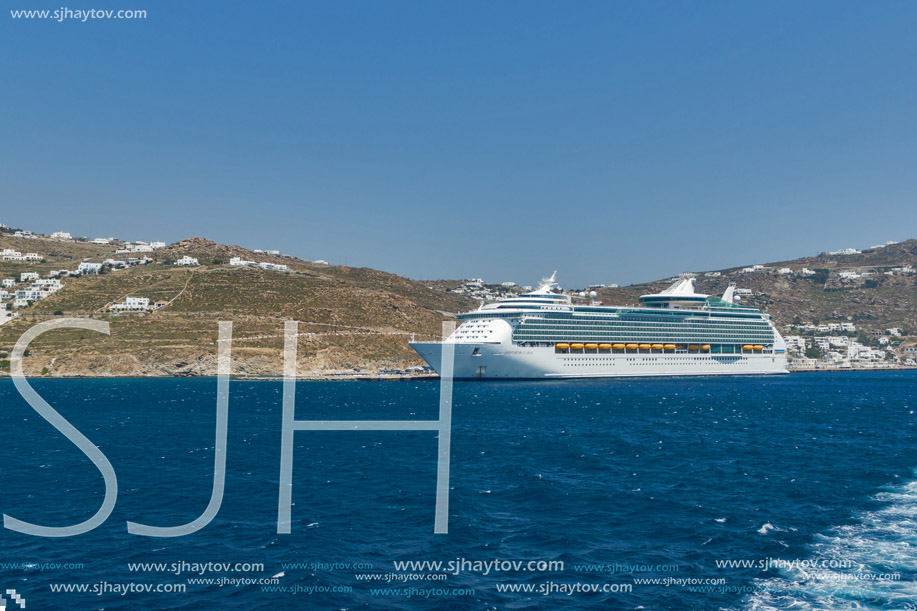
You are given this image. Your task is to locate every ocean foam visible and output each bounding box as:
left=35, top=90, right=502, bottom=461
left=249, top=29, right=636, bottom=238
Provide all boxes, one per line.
left=743, top=475, right=917, bottom=610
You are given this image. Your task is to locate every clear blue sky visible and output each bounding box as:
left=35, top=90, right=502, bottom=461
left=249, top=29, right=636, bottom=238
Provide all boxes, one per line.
left=3, top=1, right=916, bottom=288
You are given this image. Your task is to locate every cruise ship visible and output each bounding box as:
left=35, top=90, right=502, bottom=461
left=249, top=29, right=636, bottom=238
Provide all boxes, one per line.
left=410, top=273, right=787, bottom=379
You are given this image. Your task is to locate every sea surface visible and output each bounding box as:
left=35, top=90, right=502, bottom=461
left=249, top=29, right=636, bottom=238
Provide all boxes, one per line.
left=1, top=372, right=916, bottom=610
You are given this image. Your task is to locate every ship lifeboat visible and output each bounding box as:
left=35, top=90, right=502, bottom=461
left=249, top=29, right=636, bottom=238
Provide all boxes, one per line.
left=625, top=343, right=639, bottom=350
left=585, top=343, right=598, bottom=350
left=613, top=344, right=626, bottom=351
left=598, top=343, right=612, bottom=350
left=571, top=343, right=584, bottom=350
left=701, top=344, right=711, bottom=352
left=639, top=343, right=652, bottom=350
left=555, top=343, right=569, bottom=351
left=742, top=345, right=753, bottom=352
left=753, top=345, right=764, bottom=351
left=664, top=343, right=676, bottom=350
left=688, top=344, right=699, bottom=351
left=652, top=343, right=664, bottom=351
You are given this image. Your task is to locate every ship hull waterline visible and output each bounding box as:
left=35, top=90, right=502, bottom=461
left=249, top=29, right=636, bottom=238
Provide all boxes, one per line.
left=411, top=342, right=788, bottom=380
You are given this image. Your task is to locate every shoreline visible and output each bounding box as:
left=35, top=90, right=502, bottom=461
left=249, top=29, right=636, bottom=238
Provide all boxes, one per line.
left=3, top=368, right=917, bottom=381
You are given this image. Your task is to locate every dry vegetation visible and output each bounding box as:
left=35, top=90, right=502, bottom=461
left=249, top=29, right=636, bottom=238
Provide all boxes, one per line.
left=0, top=236, right=466, bottom=377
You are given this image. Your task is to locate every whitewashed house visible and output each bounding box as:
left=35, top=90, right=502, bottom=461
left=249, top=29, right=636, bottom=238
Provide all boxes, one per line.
left=20, top=272, right=39, bottom=282
left=51, top=231, right=72, bottom=240
left=176, top=256, right=199, bottom=266
left=90, top=238, right=112, bottom=245
left=111, top=296, right=150, bottom=311
left=77, top=262, right=103, bottom=275
left=150, top=241, right=166, bottom=249
left=2, top=279, right=16, bottom=288
left=230, top=257, right=256, bottom=267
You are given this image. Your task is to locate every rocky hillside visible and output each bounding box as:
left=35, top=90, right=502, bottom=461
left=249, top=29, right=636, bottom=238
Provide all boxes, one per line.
left=592, top=240, right=917, bottom=334
left=0, top=235, right=467, bottom=377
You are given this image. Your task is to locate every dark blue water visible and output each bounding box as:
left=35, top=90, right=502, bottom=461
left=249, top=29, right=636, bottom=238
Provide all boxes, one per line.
left=1, top=373, right=916, bottom=610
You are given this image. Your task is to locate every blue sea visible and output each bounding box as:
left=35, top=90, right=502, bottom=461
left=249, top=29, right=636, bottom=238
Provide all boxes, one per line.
left=1, top=372, right=916, bottom=610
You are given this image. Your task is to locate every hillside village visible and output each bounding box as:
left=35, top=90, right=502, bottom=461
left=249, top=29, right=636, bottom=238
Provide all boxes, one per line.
left=1, top=220, right=916, bottom=376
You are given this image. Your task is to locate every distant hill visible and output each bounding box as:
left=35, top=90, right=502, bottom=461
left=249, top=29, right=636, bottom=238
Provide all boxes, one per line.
left=592, top=240, right=917, bottom=335
left=2, top=233, right=915, bottom=377
left=0, top=235, right=469, bottom=377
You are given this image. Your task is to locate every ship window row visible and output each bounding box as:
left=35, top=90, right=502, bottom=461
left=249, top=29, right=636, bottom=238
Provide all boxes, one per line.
left=520, top=320, right=769, bottom=329
left=517, top=323, right=771, bottom=333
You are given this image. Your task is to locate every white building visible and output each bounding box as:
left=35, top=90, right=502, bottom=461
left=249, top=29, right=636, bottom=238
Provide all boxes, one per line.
left=783, top=336, right=807, bottom=353
left=799, top=268, right=816, bottom=276
left=51, top=231, right=72, bottom=240
left=258, top=262, right=288, bottom=272
left=704, top=271, right=722, bottom=277
left=267, top=250, right=280, bottom=255
left=887, top=328, right=903, bottom=337
left=13, top=231, right=35, bottom=239
left=20, top=272, right=39, bottom=282
left=2, top=278, right=16, bottom=288
left=150, top=241, right=166, bottom=249
left=778, top=268, right=793, bottom=275
left=501, top=282, right=516, bottom=287
left=176, top=256, right=199, bottom=266
left=33, top=278, right=62, bottom=292
left=90, top=238, right=112, bottom=245
left=116, top=243, right=153, bottom=254
left=111, top=296, right=150, bottom=311
left=77, top=262, right=103, bottom=275
left=230, top=257, right=257, bottom=267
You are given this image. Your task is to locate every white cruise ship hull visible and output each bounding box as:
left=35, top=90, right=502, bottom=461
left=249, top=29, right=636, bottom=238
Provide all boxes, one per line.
left=411, top=342, right=788, bottom=379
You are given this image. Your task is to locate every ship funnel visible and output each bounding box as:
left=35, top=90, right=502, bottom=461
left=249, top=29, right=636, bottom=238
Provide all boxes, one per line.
left=722, top=283, right=736, bottom=304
